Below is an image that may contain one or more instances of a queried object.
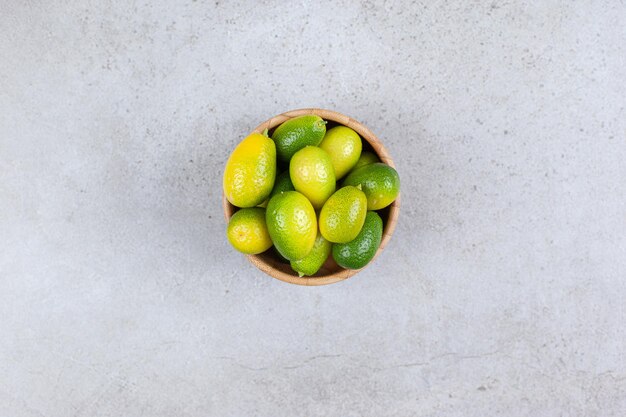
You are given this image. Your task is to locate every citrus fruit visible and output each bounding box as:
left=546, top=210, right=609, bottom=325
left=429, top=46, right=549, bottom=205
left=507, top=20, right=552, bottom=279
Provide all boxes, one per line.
left=318, top=126, right=362, bottom=179
left=269, top=171, right=295, bottom=198
left=223, top=132, right=276, bottom=208
left=266, top=191, right=317, bottom=260
left=332, top=211, right=383, bottom=269
left=290, top=231, right=331, bottom=277
left=343, top=163, right=400, bottom=210
left=226, top=208, right=273, bottom=255
left=319, top=186, right=367, bottom=243
left=352, top=151, right=379, bottom=171
left=289, top=146, right=336, bottom=209
left=271, top=115, right=326, bottom=162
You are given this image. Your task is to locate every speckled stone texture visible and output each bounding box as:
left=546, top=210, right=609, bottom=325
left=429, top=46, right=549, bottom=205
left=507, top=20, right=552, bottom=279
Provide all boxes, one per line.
left=1, top=1, right=625, bottom=416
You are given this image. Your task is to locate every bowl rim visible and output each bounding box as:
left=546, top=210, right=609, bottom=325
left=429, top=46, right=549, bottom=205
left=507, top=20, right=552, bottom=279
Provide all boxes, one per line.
left=222, top=108, right=401, bottom=286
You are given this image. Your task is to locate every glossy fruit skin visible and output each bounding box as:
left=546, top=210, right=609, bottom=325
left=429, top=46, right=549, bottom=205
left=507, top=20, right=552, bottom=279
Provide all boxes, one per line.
left=269, top=171, right=295, bottom=198
left=266, top=191, right=317, bottom=261
left=258, top=171, right=294, bottom=208
left=290, top=232, right=331, bottom=276
left=319, top=186, right=367, bottom=243
left=343, top=163, right=400, bottom=210
left=227, top=208, right=273, bottom=255
left=290, top=146, right=336, bottom=210
left=271, top=115, right=326, bottom=162
left=223, top=132, right=276, bottom=208
left=352, top=151, right=380, bottom=171
left=318, top=126, right=362, bottom=179
left=332, top=211, right=383, bottom=270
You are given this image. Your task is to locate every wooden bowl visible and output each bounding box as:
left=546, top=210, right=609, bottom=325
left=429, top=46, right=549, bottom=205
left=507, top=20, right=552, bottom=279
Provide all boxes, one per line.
left=222, top=108, right=400, bottom=286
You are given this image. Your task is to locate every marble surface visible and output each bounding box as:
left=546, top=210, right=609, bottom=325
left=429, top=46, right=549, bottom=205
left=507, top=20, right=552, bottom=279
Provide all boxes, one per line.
left=1, top=1, right=625, bottom=416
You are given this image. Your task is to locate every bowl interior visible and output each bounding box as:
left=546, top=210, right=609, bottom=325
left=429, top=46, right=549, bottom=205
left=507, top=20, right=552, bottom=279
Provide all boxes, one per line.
left=222, top=108, right=400, bottom=286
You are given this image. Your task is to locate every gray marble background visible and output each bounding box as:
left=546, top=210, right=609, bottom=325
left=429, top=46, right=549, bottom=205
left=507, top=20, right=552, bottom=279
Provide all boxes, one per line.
left=1, top=1, right=625, bottom=416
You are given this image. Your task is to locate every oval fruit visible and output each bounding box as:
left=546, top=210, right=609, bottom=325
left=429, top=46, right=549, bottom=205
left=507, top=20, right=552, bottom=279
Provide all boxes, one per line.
left=223, top=132, right=276, bottom=208
left=226, top=208, right=273, bottom=255
left=266, top=191, right=317, bottom=261
left=290, top=146, right=336, bottom=209
left=343, top=163, right=400, bottom=210
left=319, top=186, right=367, bottom=243
left=271, top=115, right=326, bottom=162
left=332, top=211, right=383, bottom=269
left=290, top=232, right=331, bottom=277
left=269, top=171, right=295, bottom=198
left=318, top=126, right=362, bottom=179
left=352, top=151, right=379, bottom=171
